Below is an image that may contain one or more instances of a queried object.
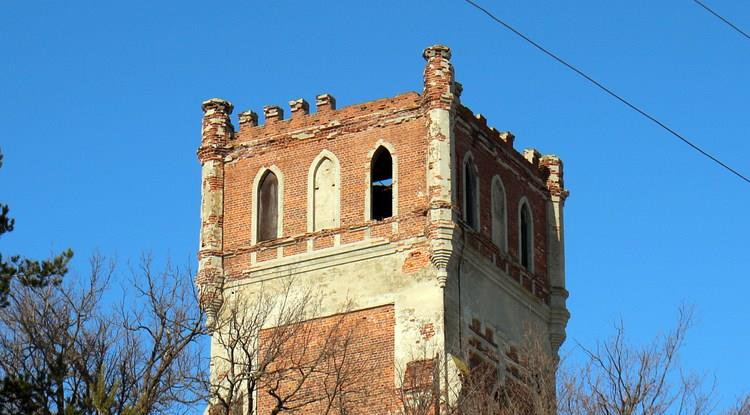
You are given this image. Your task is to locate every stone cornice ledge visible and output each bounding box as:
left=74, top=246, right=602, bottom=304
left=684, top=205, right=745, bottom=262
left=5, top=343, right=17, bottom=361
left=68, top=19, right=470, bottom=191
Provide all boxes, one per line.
left=227, top=236, right=426, bottom=288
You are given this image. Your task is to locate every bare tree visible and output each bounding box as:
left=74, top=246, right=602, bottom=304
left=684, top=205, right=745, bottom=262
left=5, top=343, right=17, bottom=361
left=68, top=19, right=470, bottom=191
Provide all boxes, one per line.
left=559, top=307, right=714, bottom=415
left=724, top=395, right=750, bottom=415
left=206, top=280, right=375, bottom=415
left=0, top=254, right=206, bottom=415
left=397, top=329, right=557, bottom=415
left=397, top=316, right=721, bottom=415
left=115, top=255, right=207, bottom=414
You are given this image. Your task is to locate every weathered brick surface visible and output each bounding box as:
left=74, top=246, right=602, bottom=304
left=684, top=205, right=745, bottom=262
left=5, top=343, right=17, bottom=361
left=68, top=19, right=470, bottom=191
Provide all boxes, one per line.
left=256, top=305, right=396, bottom=415
left=222, top=92, right=429, bottom=276
left=402, top=244, right=430, bottom=274
left=198, top=44, right=569, bottom=414
left=455, top=105, right=553, bottom=301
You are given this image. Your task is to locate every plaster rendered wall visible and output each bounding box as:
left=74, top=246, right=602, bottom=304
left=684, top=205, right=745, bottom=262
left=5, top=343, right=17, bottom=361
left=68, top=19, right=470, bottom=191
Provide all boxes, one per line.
left=211, top=238, right=446, bottom=413
left=444, top=247, right=550, bottom=379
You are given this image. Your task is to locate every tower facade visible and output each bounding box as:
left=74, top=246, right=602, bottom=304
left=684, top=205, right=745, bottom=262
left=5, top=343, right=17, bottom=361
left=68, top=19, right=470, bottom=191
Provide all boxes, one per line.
left=198, top=45, right=569, bottom=414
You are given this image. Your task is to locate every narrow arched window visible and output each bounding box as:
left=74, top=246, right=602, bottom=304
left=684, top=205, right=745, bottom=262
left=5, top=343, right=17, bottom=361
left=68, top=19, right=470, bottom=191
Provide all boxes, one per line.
left=464, top=161, right=478, bottom=230
left=520, top=202, right=533, bottom=271
left=491, top=177, right=507, bottom=252
left=313, top=157, right=338, bottom=231
left=257, top=171, right=278, bottom=242
left=371, top=147, right=393, bottom=221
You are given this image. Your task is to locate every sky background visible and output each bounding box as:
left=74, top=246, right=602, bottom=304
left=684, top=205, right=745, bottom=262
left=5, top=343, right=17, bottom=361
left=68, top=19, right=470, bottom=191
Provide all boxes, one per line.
left=1, top=0, right=748, bottom=411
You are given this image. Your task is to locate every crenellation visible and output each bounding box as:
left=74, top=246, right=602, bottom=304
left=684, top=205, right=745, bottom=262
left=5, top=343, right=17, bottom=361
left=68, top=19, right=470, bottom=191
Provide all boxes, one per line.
left=289, top=98, right=310, bottom=117
left=498, top=130, right=515, bottom=147
left=315, top=93, right=336, bottom=112
left=263, top=105, right=284, bottom=123
left=475, top=113, right=488, bottom=127
left=238, top=110, right=258, bottom=130
left=523, top=148, right=542, bottom=167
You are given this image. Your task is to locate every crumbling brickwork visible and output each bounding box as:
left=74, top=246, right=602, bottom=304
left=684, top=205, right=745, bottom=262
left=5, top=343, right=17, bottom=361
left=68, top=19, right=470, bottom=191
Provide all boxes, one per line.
left=198, top=44, right=570, bottom=414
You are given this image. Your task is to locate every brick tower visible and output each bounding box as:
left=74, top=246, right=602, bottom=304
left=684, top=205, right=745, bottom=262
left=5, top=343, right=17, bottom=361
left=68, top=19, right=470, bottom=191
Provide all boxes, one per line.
left=198, top=45, right=570, bottom=414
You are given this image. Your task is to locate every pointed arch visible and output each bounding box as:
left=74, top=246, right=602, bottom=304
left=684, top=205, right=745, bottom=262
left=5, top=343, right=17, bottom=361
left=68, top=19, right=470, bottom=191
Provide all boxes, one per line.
left=307, top=150, right=341, bottom=232
left=518, top=197, right=534, bottom=272
left=462, top=152, right=480, bottom=231
left=365, top=140, right=398, bottom=221
left=491, top=175, right=508, bottom=253
left=252, top=166, right=284, bottom=244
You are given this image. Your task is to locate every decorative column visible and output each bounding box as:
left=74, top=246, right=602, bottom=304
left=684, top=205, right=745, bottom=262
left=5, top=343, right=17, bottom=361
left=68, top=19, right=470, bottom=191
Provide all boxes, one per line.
left=541, top=155, right=570, bottom=352
left=423, top=44, right=461, bottom=287
left=197, top=98, right=233, bottom=330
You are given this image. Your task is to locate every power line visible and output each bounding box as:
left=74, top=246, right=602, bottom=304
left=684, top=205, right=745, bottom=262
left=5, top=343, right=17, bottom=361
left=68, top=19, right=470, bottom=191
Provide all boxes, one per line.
left=462, top=0, right=750, bottom=185
left=694, top=0, right=750, bottom=41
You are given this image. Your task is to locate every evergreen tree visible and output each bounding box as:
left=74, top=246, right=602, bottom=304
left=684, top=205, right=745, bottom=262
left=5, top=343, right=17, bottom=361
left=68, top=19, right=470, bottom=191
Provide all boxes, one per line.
left=0, top=150, right=73, bottom=308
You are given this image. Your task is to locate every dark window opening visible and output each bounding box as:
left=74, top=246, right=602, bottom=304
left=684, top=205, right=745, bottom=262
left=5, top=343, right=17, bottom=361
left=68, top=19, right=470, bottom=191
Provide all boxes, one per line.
left=520, top=203, right=531, bottom=270
left=464, top=162, right=477, bottom=230
left=258, top=171, right=278, bottom=242
left=371, top=147, right=393, bottom=221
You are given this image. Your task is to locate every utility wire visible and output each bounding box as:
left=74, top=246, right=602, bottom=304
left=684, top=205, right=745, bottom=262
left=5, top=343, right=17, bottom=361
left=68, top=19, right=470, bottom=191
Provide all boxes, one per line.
left=463, top=0, right=750, bottom=185
left=694, top=0, right=750, bottom=41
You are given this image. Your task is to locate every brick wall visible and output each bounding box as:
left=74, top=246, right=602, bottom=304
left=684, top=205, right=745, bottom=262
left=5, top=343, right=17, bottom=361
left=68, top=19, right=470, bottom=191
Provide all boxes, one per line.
left=454, top=105, right=552, bottom=301
left=256, top=305, right=396, bottom=415
left=222, top=93, right=430, bottom=278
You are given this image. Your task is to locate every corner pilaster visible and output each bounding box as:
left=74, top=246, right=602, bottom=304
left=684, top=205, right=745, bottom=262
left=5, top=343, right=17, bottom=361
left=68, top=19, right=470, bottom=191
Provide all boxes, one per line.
left=423, top=45, right=461, bottom=288
left=197, top=98, right=233, bottom=330
left=541, top=155, right=570, bottom=352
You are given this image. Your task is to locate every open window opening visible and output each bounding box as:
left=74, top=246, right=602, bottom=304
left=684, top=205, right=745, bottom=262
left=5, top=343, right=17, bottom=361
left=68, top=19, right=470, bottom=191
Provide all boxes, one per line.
left=257, top=170, right=279, bottom=242
left=371, top=147, right=393, bottom=221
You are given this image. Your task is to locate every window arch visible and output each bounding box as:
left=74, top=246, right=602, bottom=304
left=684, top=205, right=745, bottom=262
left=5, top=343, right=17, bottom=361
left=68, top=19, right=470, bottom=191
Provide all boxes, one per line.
left=491, top=175, right=507, bottom=252
left=257, top=171, right=278, bottom=242
left=462, top=154, right=479, bottom=231
left=519, top=200, right=533, bottom=271
left=253, top=166, right=284, bottom=244
left=370, top=146, right=393, bottom=221
left=309, top=152, right=340, bottom=231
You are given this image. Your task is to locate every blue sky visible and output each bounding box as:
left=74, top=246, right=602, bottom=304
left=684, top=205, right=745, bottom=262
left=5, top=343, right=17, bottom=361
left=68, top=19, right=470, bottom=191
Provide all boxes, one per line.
left=1, top=0, right=748, bottom=409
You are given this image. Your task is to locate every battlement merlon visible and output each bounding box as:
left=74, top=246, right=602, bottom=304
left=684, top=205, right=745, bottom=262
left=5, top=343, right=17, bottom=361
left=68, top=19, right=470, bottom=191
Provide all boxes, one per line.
left=315, top=93, right=336, bottom=112
left=289, top=98, right=310, bottom=117
left=238, top=110, right=259, bottom=129
left=199, top=45, right=565, bottom=202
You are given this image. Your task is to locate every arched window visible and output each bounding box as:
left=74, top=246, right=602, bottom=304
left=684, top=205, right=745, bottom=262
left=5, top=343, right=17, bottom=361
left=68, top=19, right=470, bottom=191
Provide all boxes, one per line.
left=491, top=176, right=507, bottom=252
left=519, top=201, right=533, bottom=271
left=257, top=171, right=279, bottom=242
left=463, top=158, right=478, bottom=230
left=371, top=147, right=393, bottom=221
left=312, top=157, right=339, bottom=231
